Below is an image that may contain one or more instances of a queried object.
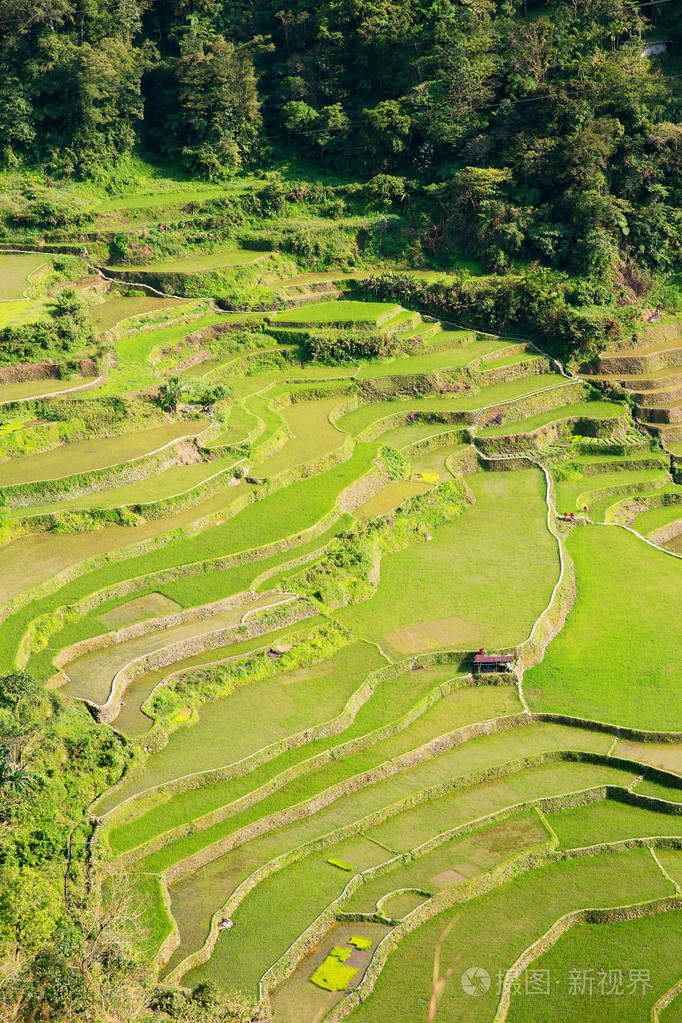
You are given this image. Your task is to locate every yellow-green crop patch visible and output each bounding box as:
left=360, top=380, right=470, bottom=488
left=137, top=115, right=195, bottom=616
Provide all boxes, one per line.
left=1, top=421, right=209, bottom=486
left=477, top=399, right=628, bottom=437
left=89, top=295, right=192, bottom=332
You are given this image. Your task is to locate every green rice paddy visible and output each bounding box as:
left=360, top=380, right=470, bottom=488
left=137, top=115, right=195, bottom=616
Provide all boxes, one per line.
left=89, top=295, right=191, bottom=331
left=273, top=300, right=399, bottom=324
left=347, top=850, right=672, bottom=1023
left=477, top=399, right=628, bottom=437
left=506, top=905, right=682, bottom=1022
left=525, top=526, right=682, bottom=730
left=0, top=252, right=49, bottom=300
left=1, top=421, right=209, bottom=486
left=338, top=469, right=559, bottom=658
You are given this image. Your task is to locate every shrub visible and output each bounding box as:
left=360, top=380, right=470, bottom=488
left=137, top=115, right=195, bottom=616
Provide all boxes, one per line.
left=305, top=329, right=401, bottom=365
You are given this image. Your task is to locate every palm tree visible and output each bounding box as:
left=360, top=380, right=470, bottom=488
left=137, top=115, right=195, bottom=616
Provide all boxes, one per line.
left=158, top=375, right=183, bottom=413
left=0, top=759, right=35, bottom=797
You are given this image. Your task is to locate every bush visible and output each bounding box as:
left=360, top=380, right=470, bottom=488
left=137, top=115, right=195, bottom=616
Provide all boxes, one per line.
left=305, top=329, right=401, bottom=365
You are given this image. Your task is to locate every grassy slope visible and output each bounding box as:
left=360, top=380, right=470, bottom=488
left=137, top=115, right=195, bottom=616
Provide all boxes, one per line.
left=274, top=301, right=398, bottom=323
left=549, top=799, right=682, bottom=848
left=477, top=400, right=627, bottom=437
left=336, top=375, right=568, bottom=435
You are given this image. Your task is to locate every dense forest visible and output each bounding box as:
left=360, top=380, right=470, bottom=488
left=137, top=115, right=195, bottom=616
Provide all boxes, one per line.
left=0, top=0, right=681, bottom=277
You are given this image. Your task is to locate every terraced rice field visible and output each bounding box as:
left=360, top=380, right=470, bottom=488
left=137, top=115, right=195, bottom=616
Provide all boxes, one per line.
left=114, top=250, right=267, bottom=272
left=5, top=281, right=682, bottom=1023
left=88, top=295, right=191, bottom=331
left=0, top=252, right=49, bottom=299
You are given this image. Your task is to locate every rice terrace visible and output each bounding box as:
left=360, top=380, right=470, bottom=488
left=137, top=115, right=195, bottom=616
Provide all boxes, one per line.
left=1, top=3, right=682, bottom=1023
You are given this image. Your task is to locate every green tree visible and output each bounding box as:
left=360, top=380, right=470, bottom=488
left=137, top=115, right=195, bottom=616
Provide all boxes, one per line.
left=164, top=36, right=261, bottom=177
left=158, top=375, right=183, bottom=413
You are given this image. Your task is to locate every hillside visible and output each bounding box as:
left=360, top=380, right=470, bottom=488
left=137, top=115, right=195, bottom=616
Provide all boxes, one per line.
left=2, top=3, right=682, bottom=1022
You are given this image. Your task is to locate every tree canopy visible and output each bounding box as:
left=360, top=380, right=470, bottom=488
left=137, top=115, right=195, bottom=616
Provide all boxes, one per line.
left=0, top=0, right=680, bottom=274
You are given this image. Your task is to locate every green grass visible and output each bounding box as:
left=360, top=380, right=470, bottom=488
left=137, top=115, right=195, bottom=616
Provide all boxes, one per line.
left=633, top=502, right=682, bottom=538
left=207, top=405, right=259, bottom=448
left=0, top=485, right=259, bottom=615
left=112, top=620, right=320, bottom=737
left=134, top=873, right=174, bottom=960
left=377, top=422, right=462, bottom=448
left=178, top=770, right=650, bottom=998
left=0, top=252, right=50, bottom=300
left=525, top=525, right=682, bottom=730
left=0, top=376, right=96, bottom=404
left=337, top=469, right=559, bottom=659
left=587, top=483, right=682, bottom=525
left=506, top=907, right=682, bottom=1023
left=549, top=798, right=682, bottom=849
left=482, top=351, right=543, bottom=370
left=183, top=855, right=353, bottom=995
left=1, top=421, right=209, bottom=486
left=109, top=662, right=468, bottom=859
left=353, top=480, right=433, bottom=519
left=477, top=400, right=628, bottom=438
left=0, top=447, right=373, bottom=667
left=24, top=517, right=351, bottom=683
left=0, top=297, right=51, bottom=327
left=92, top=183, right=244, bottom=213
left=366, top=759, right=635, bottom=853
left=347, top=850, right=672, bottom=1023
left=96, top=307, right=219, bottom=392
left=162, top=835, right=387, bottom=980
left=60, top=592, right=289, bottom=705
left=112, top=669, right=503, bottom=852
left=250, top=397, right=345, bottom=477
left=136, top=721, right=612, bottom=875
left=104, top=641, right=387, bottom=821
left=273, top=300, right=398, bottom=324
